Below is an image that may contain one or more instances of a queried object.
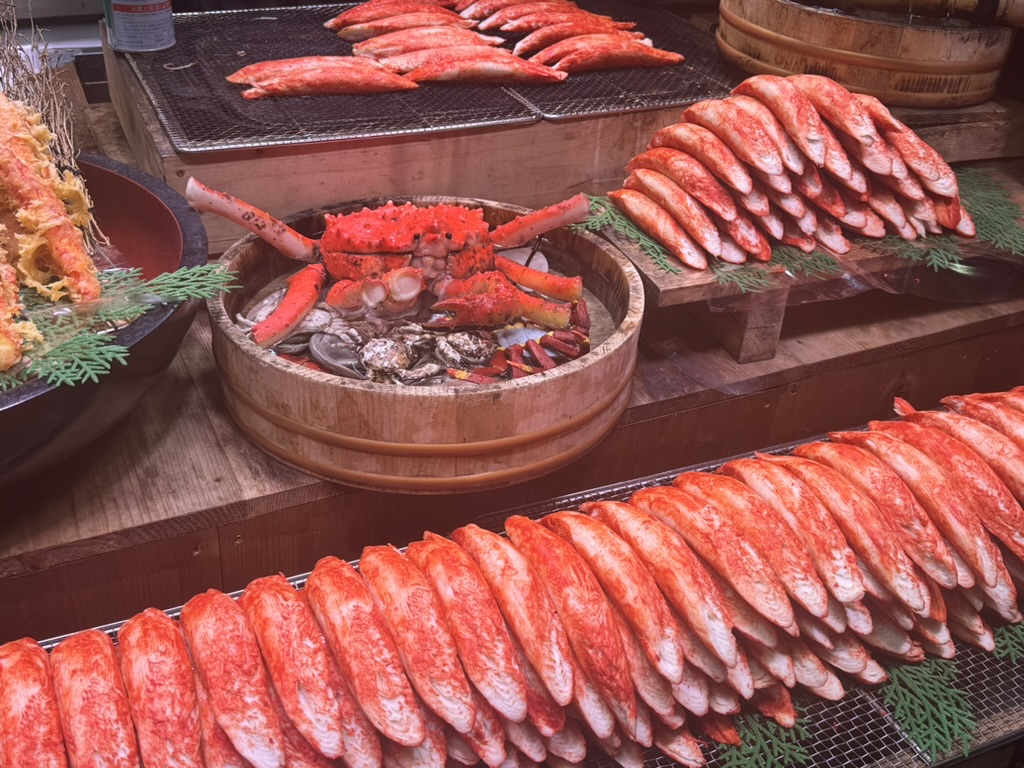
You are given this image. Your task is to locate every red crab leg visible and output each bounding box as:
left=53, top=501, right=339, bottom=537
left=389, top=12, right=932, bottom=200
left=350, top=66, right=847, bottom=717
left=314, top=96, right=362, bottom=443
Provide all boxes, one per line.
left=186, top=177, right=318, bottom=263
left=326, top=277, right=388, bottom=310
left=490, top=193, right=591, bottom=248
left=252, top=264, right=326, bottom=348
left=432, top=272, right=571, bottom=329
left=494, top=255, right=582, bottom=301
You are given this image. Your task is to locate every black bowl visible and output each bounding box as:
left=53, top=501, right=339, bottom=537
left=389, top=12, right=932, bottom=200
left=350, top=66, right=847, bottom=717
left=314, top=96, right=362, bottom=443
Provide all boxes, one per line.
left=0, top=154, right=208, bottom=488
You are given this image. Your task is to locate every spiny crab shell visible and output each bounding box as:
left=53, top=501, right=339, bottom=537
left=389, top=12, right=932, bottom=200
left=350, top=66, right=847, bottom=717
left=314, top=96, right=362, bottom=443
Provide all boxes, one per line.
left=321, top=200, right=488, bottom=258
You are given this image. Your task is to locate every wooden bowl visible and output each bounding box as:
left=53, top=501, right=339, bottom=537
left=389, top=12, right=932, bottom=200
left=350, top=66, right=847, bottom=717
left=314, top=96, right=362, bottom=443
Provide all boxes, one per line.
left=207, top=196, right=645, bottom=494
left=0, top=154, right=208, bottom=488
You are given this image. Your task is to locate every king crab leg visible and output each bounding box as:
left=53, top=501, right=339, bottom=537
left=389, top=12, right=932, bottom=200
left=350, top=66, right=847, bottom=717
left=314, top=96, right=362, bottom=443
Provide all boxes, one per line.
left=252, top=263, right=326, bottom=347
left=186, top=177, right=319, bottom=263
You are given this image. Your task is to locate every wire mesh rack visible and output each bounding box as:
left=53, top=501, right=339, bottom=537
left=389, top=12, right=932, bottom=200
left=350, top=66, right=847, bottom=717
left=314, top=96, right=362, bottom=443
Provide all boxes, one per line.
left=124, top=1, right=745, bottom=154
left=40, top=440, right=1024, bottom=768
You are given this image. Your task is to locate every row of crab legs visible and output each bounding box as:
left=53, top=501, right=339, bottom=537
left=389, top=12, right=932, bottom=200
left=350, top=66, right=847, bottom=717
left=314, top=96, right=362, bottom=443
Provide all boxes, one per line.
left=186, top=179, right=593, bottom=354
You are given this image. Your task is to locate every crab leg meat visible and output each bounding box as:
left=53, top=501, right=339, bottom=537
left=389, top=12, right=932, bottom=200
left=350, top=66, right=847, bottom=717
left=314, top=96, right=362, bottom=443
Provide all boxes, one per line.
left=238, top=574, right=376, bottom=761
left=180, top=590, right=286, bottom=768
left=251, top=263, right=327, bottom=348
left=490, top=193, right=590, bottom=249
left=545, top=39, right=685, bottom=73
left=682, top=98, right=785, bottom=177
left=406, top=532, right=530, bottom=723
left=353, top=26, right=505, bottom=58
left=719, top=456, right=865, bottom=605
left=648, top=121, right=754, bottom=194
left=504, top=515, right=637, bottom=735
left=405, top=48, right=568, bottom=82
left=50, top=630, right=141, bottom=768
left=623, top=169, right=722, bottom=258
left=542, top=511, right=687, bottom=685
left=791, top=440, right=958, bottom=590
left=631, top=484, right=797, bottom=635
left=0, top=638, right=67, bottom=768
left=830, top=428, right=1003, bottom=590
left=626, top=147, right=739, bottom=222
left=117, top=608, right=203, bottom=768
left=607, top=188, right=708, bottom=270
left=186, top=177, right=317, bottom=262
left=304, top=556, right=426, bottom=747
left=512, top=20, right=646, bottom=56
left=359, top=544, right=478, bottom=735
left=337, top=11, right=477, bottom=40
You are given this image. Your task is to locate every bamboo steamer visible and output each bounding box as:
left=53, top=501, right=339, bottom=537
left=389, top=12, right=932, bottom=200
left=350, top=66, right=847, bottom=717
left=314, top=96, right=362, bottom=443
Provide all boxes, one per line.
left=716, top=0, right=1017, bottom=107
left=207, top=196, right=644, bottom=494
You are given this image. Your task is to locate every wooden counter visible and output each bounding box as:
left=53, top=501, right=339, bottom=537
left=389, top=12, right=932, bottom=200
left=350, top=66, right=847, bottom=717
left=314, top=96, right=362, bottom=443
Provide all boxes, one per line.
left=1, top=56, right=1023, bottom=646
left=3, top=284, right=1024, bottom=644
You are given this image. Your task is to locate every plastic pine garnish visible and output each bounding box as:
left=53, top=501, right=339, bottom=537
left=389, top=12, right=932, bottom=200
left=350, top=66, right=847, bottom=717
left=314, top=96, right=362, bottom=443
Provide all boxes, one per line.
left=862, top=233, right=964, bottom=271
left=881, top=659, right=976, bottom=761
left=769, top=246, right=843, bottom=279
left=957, top=165, right=1024, bottom=256
left=27, top=332, right=130, bottom=386
left=576, top=195, right=682, bottom=274
left=993, top=623, right=1024, bottom=663
left=0, top=264, right=236, bottom=392
left=715, top=712, right=811, bottom=768
left=710, top=261, right=775, bottom=293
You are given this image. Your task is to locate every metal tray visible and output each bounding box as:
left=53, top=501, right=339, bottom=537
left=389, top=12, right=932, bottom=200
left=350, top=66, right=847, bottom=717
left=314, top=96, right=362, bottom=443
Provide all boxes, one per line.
left=40, top=438, right=1024, bottom=767
left=124, top=2, right=745, bottom=154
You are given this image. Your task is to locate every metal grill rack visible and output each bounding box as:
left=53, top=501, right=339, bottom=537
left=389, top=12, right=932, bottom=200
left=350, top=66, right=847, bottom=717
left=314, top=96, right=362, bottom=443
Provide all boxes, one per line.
left=42, top=440, right=1024, bottom=767
left=124, top=2, right=744, bottom=154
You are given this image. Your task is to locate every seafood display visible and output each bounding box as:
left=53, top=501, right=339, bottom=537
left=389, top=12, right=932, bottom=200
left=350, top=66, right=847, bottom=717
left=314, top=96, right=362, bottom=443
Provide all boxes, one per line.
left=188, top=182, right=593, bottom=384
left=8, top=384, right=1024, bottom=766
left=609, top=74, right=973, bottom=269
left=0, top=91, right=101, bottom=371
left=227, top=0, right=684, bottom=95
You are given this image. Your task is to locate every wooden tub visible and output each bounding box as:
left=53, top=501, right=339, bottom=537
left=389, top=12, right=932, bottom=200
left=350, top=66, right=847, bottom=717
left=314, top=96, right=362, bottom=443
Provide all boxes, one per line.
left=716, top=0, right=1016, bottom=107
left=207, top=196, right=645, bottom=494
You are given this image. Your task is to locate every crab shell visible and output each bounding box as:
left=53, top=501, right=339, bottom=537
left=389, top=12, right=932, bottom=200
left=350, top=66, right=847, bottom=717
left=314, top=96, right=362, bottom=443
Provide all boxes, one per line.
left=319, top=201, right=490, bottom=259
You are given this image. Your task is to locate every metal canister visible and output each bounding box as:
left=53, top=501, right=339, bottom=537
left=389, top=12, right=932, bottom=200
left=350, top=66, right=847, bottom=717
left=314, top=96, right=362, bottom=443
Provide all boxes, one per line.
left=104, top=0, right=176, bottom=53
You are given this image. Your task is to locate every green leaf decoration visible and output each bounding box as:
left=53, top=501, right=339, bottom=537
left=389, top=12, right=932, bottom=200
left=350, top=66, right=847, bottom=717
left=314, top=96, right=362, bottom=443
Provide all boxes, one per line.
left=993, top=623, right=1024, bottom=664
left=2, top=264, right=237, bottom=392
left=770, top=246, right=843, bottom=279
left=575, top=195, right=682, bottom=275
left=881, top=659, right=976, bottom=761
left=860, top=233, right=964, bottom=271
left=715, top=712, right=812, bottom=768
left=710, top=262, right=776, bottom=293
left=957, top=165, right=1024, bottom=256
left=27, top=332, right=130, bottom=387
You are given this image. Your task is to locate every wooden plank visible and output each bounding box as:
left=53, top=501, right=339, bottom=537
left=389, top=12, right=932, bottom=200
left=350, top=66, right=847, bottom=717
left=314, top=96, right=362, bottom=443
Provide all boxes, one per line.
left=687, top=286, right=789, bottom=362
left=0, top=528, right=222, bottom=645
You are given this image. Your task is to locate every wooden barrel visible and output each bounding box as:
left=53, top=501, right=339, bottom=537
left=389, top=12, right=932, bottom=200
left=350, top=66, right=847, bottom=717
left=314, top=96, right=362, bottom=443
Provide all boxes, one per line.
left=716, top=0, right=1017, bottom=107
left=207, top=196, right=645, bottom=494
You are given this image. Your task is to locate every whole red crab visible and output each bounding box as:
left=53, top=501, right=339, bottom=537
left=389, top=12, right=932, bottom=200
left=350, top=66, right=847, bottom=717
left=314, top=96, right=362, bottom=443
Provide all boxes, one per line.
left=186, top=179, right=591, bottom=354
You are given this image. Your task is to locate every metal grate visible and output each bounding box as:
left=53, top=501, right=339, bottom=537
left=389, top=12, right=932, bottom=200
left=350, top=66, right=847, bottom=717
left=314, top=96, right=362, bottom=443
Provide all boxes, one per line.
left=40, top=438, right=1024, bottom=767
left=125, top=4, right=541, bottom=152
left=124, top=1, right=745, bottom=154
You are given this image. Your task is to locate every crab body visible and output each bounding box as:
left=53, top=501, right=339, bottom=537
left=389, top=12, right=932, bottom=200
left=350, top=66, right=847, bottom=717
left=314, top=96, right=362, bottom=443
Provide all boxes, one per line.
left=186, top=179, right=590, bottom=356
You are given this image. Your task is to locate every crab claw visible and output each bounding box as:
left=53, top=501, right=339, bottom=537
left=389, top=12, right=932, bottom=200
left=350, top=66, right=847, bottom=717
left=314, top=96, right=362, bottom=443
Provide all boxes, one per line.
left=252, top=263, right=326, bottom=348
left=490, top=193, right=591, bottom=248
left=495, top=254, right=583, bottom=302
left=186, top=177, right=318, bottom=263
left=430, top=271, right=571, bottom=329
left=325, top=277, right=387, bottom=309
